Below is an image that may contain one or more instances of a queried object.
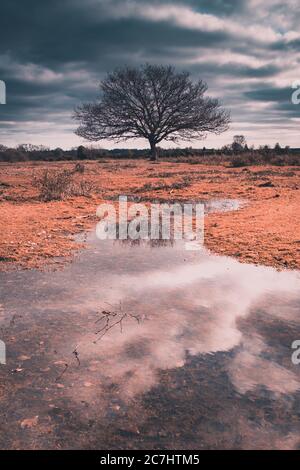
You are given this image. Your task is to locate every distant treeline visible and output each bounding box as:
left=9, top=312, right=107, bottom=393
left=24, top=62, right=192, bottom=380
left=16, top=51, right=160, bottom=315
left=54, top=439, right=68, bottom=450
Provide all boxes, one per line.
left=0, top=143, right=300, bottom=166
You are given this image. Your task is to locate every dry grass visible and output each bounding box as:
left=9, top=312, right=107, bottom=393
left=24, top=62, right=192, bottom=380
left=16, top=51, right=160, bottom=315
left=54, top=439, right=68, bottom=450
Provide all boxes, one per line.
left=33, top=166, right=93, bottom=201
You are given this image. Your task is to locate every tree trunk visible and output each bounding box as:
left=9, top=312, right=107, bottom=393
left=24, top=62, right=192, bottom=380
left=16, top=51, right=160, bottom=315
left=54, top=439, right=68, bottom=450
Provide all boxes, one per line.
left=149, top=141, right=158, bottom=161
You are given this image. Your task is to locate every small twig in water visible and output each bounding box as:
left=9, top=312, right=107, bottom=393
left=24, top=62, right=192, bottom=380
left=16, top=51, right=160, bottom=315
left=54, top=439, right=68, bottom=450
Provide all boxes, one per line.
left=72, top=347, right=80, bottom=366
left=55, top=363, right=68, bottom=382
left=93, top=302, right=141, bottom=344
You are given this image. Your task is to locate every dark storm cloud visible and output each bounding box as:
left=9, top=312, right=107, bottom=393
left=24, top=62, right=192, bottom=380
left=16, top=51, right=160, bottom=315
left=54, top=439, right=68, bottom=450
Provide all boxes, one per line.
left=190, top=63, right=280, bottom=79
left=0, top=0, right=299, bottom=147
left=245, top=85, right=300, bottom=119
left=139, top=0, right=247, bottom=16
left=0, top=7, right=228, bottom=66
left=0, top=0, right=231, bottom=130
left=271, top=38, right=300, bottom=52
left=245, top=86, right=292, bottom=103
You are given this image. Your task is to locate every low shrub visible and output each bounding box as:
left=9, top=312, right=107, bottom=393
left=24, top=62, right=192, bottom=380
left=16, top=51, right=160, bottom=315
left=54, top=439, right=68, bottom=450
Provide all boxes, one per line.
left=33, top=169, right=73, bottom=201
left=74, top=162, right=85, bottom=173
left=33, top=168, right=93, bottom=201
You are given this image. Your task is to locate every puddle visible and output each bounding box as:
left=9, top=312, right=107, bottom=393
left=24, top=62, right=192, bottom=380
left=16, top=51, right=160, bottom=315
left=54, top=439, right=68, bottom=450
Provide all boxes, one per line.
left=0, top=234, right=299, bottom=449
left=110, top=196, right=245, bottom=214
left=203, top=198, right=244, bottom=213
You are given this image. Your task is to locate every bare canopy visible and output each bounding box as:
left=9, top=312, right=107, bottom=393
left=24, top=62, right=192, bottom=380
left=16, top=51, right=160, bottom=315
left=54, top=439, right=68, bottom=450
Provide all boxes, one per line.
left=74, top=64, right=230, bottom=160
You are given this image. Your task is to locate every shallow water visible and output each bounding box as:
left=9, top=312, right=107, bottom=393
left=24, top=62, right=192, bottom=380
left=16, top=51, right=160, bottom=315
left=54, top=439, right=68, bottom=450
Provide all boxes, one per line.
left=202, top=198, right=244, bottom=213
left=122, top=196, right=244, bottom=214
left=0, top=233, right=299, bottom=449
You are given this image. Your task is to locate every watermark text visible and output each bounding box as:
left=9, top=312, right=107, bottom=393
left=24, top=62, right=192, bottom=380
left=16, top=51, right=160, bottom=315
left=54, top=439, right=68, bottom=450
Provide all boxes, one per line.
left=96, top=196, right=204, bottom=250
left=0, top=80, right=6, bottom=104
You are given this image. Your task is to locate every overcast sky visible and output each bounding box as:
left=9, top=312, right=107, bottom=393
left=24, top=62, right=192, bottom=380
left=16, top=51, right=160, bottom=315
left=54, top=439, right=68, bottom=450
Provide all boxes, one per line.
left=0, top=0, right=299, bottom=149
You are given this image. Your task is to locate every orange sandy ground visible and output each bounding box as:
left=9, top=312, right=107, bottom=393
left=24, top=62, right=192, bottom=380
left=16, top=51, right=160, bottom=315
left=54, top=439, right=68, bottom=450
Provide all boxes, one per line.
left=0, top=159, right=299, bottom=271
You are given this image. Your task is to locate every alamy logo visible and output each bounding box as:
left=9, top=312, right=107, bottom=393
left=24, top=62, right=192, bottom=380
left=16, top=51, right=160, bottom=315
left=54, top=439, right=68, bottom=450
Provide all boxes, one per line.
left=0, top=80, right=6, bottom=104
left=0, top=340, right=6, bottom=365
left=291, top=340, right=300, bottom=365
left=96, top=196, right=204, bottom=250
left=291, top=81, right=300, bottom=105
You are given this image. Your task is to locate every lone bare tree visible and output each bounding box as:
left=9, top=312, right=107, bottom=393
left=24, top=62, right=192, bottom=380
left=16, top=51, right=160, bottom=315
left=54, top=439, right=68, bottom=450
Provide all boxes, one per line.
left=74, top=64, right=230, bottom=161
left=232, top=135, right=247, bottom=153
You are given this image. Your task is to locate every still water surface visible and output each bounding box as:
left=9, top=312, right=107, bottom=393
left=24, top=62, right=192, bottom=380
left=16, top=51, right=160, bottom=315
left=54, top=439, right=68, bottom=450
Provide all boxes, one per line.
left=0, top=233, right=299, bottom=449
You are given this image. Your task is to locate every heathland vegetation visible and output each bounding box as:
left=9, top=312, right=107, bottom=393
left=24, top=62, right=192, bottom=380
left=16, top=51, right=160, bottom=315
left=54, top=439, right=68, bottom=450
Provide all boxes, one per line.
left=0, top=140, right=299, bottom=166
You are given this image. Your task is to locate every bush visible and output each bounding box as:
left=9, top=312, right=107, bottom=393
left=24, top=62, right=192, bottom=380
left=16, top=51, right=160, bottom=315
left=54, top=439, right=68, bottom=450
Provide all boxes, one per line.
left=74, top=162, right=85, bottom=173
left=33, top=168, right=94, bottom=201
left=77, top=145, right=89, bottom=159
left=230, top=153, right=258, bottom=167
left=231, top=156, right=249, bottom=167
left=53, top=148, right=64, bottom=159
left=33, top=169, right=74, bottom=201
